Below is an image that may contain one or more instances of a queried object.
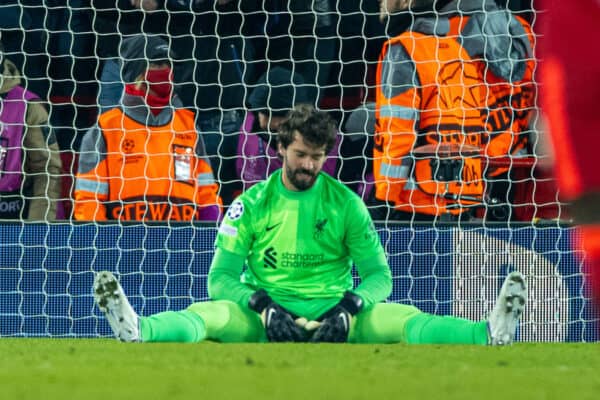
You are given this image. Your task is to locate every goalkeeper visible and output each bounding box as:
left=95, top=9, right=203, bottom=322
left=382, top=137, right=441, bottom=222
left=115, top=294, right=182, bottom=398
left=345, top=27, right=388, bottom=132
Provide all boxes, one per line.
left=94, top=105, right=527, bottom=345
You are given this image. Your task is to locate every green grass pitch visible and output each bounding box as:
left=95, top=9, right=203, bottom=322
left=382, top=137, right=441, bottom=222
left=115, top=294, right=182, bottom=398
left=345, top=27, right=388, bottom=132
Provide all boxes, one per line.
left=1, top=339, right=599, bottom=400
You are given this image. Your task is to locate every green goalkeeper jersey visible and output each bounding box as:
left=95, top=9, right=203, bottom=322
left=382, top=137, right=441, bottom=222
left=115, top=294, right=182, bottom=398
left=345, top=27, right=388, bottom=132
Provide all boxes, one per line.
left=215, top=170, right=390, bottom=315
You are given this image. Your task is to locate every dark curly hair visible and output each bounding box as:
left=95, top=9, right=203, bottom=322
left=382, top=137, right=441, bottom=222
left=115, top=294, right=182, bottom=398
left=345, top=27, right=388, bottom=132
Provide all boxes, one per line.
left=277, top=104, right=337, bottom=154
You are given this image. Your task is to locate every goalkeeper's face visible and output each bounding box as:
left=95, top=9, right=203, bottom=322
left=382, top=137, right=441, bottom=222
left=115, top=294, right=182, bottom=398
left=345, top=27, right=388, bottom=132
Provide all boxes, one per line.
left=279, top=132, right=327, bottom=191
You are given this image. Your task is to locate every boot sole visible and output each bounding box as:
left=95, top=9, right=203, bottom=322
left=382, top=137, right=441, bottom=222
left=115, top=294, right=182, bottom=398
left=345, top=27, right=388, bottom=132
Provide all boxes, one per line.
left=504, top=272, right=527, bottom=315
left=94, top=272, right=120, bottom=312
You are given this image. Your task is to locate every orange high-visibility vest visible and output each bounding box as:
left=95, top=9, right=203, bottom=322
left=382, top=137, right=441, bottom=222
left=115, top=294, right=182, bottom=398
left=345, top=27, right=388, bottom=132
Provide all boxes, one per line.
left=74, top=107, right=222, bottom=221
left=447, top=14, right=536, bottom=177
left=374, top=29, right=487, bottom=216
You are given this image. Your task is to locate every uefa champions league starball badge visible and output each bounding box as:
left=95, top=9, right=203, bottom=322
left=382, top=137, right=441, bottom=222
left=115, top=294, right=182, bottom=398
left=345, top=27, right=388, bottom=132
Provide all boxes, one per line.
left=227, top=201, right=244, bottom=221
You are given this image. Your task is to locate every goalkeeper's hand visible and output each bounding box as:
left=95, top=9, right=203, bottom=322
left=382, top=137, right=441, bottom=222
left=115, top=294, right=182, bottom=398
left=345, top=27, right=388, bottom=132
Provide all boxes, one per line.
left=248, top=289, right=305, bottom=342
left=310, top=291, right=364, bottom=343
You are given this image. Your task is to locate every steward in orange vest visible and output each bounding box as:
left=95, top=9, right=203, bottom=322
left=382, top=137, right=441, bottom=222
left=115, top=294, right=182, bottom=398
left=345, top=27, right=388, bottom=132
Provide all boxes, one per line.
left=441, top=0, right=536, bottom=176
left=74, top=36, right=222, bottom=222
left=374, top=13, right=488, bottom=219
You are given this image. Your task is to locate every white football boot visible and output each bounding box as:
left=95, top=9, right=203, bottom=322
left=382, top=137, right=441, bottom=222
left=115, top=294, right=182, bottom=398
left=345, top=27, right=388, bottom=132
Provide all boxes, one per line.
left=93, top=271, right=140, bottom=342
left=488, top=271, right=528, bottom=345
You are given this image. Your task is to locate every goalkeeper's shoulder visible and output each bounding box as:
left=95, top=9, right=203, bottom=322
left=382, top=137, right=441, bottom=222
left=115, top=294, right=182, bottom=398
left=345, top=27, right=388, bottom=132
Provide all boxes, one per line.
left=321, top=173, right=358, bottom=195
left=320, top=173, right=368, bottom=208
left=230, top=176, right=276, bottom=211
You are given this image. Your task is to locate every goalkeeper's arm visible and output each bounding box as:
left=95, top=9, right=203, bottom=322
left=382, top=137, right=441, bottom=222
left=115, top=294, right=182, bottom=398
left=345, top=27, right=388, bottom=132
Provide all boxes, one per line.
left=352, top=252, right=393, bottom=308
left=207, top=247, right=255, bottom=306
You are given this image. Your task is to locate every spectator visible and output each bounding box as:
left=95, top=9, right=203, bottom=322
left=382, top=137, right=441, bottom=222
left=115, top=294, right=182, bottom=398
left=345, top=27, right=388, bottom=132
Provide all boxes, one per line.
left=253, top=0, right=337, bottom=106
left=170, top=0, right=261, bottom=207
left=329, top=0, right=388, bottom=112
left=237, top=68, right=340, bottom=191
left=0, top=1, right=51, bottom=100
left=0, top=41, right=62, bottom=220
left=92, top=0, right=187, bottom=113
left=340, top=102, right=376, bottom=201
left=73, top=35, right=222, bottom=222
left=372, top=0, right=491, bottom=222
left=44, top=0, right=97, bottom=151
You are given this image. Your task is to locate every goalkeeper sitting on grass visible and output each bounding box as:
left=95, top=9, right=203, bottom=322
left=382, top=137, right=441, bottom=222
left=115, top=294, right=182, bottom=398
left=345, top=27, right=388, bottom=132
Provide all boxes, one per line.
left=94, top=104, right=527, bottom=345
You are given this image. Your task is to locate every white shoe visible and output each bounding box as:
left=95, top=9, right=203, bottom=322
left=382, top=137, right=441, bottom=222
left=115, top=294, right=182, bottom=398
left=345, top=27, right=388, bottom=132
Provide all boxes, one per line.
left=94, top=271, right=140, bottom=342
left=488, top=271, right=527, bottom=345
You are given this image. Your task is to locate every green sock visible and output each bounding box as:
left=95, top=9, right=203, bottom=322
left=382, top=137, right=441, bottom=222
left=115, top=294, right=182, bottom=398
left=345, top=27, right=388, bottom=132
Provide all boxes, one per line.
left=405, top=313, right=488, bottom=345
left=139, top=310, right=206, bottom=343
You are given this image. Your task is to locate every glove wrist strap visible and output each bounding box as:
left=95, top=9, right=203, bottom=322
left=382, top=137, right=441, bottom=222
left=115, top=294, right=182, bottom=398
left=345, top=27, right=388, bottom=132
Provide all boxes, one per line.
left=339, top=291, right=364, bottom=315
left=248, top=289, right=272, bottom=313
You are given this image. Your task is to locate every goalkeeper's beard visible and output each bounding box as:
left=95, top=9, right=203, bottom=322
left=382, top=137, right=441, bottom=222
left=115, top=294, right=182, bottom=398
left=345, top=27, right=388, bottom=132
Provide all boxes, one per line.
left=285, top=165, right=317, bottom=191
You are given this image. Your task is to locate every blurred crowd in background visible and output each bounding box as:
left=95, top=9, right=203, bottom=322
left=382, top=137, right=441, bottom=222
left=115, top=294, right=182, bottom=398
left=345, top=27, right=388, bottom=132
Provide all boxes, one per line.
left=1, top=0, right=563, bottom=223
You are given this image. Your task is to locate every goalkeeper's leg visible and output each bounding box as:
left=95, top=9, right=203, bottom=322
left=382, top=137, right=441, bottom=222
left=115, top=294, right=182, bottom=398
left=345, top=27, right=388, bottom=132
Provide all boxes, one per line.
left=349, top=303, right=488, bottom=345
left=140, top=300, right=266, bottom=343
left=350, top=272, right=525, bottom=345
left=94, top=271, right=265, bottom=342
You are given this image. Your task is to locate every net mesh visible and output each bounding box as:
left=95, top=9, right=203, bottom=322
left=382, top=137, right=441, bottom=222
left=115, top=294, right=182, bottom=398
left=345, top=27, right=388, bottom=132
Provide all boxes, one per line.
left=0, top=1, right=595, bottom=341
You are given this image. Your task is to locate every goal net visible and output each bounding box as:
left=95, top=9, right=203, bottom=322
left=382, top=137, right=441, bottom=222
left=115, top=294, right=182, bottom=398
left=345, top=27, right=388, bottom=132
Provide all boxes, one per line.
left=0, top=1, right=596, bottom=340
